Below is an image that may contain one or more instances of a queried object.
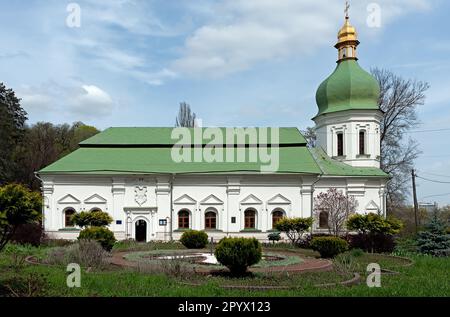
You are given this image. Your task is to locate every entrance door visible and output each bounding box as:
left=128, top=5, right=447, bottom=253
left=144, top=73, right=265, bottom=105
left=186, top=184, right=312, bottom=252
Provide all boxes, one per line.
left=135, top=220, right=147, bottom=242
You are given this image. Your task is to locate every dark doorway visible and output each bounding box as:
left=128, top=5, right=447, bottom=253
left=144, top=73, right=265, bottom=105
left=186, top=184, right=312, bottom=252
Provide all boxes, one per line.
left=135, top=220, right=147, bottom=242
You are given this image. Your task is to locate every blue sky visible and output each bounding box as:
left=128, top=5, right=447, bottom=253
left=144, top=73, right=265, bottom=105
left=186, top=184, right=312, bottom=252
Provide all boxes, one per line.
left=1, top=0, right=449, bottom=205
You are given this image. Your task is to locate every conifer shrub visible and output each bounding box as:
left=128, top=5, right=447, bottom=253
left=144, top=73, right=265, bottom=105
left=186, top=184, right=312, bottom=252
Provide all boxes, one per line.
left=179, top=230, right=208, bottom=249
left=214, top=237, right=262, bottom=275
left=310, top=236, right=349, bottom=258
left=417, top=213, right=450, bottom=257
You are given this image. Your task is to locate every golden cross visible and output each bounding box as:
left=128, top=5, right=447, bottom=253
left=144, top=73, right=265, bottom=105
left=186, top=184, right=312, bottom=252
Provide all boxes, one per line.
left=345, top=1, right=350, bottom=19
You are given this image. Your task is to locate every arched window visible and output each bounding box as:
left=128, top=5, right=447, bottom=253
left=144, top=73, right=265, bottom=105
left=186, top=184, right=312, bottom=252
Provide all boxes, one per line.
left=272, top=210, right=284, bottom=229
left=244, top=209, right=256, bottom=229
left=178, top=210, right=190, bottom=229
left=90, top=208, right=102, bottom=213
left=319, top=211, right=329, bottom=229
left=64, top=208, right=76, bottom=228
left=337, top=133, right=344, bottom=156
left=205, top=211, right=217, bottom=230
left=359, top=131, right=366, bottom=155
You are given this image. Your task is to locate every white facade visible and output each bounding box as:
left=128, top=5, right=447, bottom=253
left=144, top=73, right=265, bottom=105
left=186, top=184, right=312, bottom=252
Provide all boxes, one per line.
left=41, top=173, right=387, bottom=242
left=314, top=109, right=383, bottom=168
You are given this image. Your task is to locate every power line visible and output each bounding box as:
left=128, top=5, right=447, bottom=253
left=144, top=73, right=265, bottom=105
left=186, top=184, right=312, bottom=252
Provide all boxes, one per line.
left=421, top=192, right=450, bottom=199
left=416, top=175, right=450, bottom=184
left=417, top=170, right=450, bottom=179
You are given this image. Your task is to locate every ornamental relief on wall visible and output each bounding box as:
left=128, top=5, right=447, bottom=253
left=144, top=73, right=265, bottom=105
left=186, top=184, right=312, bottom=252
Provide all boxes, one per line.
left=135, top=186, right=147, bottom=206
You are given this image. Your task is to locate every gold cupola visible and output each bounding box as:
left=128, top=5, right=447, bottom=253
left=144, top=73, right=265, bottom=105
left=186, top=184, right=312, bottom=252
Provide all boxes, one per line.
left=335, top=2, right=359, bottom=62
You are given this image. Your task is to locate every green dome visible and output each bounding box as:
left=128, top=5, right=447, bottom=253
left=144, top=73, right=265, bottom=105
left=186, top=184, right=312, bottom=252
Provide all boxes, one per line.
left=315, top=60, right=380, bottom=117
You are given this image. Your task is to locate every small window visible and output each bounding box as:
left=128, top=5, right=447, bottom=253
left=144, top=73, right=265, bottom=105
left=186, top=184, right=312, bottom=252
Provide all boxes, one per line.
left=337, top=133, right=344, bottom=156
left=272, top=210, right=284, bottom=229
left=319, top=211, right=329, bottom=229
left=244, top=209, right=256, bottom=229
left=359, top=131, right=366, bottom=155
left=178, top=210, right=190, bottom=229
left=65, top=209, right=76, bottom=227
left=205, top=211, right=217, bottom=230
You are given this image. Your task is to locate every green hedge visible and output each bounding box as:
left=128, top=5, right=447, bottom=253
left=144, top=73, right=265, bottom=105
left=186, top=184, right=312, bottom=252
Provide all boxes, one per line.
left=179, top=230, right=208, bottom=249
left=310, top=236, right=348, bottom=258
left=214, top=237, right=262, bottom=275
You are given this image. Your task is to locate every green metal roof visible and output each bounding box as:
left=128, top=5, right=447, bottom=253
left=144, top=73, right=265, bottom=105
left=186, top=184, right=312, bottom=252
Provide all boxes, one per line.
left=80, top=127, right=306, bottom=146
left=315, top=59, right=380, bottom=118
left=39, top=127, right=388, bottom=177
left=309, top=147, right=389, bottom=177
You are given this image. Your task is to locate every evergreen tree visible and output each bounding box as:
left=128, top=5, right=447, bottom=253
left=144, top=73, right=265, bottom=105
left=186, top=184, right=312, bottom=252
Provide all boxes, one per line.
left=416, top=212, right=450, bottom=257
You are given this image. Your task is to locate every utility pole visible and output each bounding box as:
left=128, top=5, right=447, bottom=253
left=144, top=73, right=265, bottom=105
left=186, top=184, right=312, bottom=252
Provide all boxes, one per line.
left=411, top=169, right=419, bottom=233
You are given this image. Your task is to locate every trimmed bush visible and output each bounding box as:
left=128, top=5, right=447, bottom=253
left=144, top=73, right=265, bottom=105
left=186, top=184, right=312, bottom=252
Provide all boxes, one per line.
left=347, top=233, right=396, bottom=253
left=310, top=236, right=349, bottom=258
left=274, top=217, right=313, bottom=245
left=179, top=230, right=208, bottom=249
left=268, top=232, right=281, bottom=244
left=72, top=210, right=113, bottom=228
left=78, top=226, right=116, bottom=251
left=214, top=237, right=262, bottom=275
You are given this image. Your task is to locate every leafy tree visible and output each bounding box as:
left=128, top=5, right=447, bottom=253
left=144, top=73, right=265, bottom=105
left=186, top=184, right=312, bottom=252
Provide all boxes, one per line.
left=0, top=83, right=27, bottom=183
left=313, top=188, right=358, bottom=236
left=274, top=217, right=313, bottom=245
left=175, top=102, right=196, bottom=127
left=13, top=122, right=99, bottom=189
left=416, top=212, right=450, bottom=257
left=0, top=184, right=41, bottom=252
left=301, top=127, right=316, bottom=148
left=71, top=210, right=113, bottom=228
left=371, top=69, right=429, bottom=210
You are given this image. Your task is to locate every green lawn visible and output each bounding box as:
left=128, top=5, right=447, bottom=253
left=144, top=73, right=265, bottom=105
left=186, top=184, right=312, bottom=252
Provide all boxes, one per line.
left=0, top=245, right=449, bottom=297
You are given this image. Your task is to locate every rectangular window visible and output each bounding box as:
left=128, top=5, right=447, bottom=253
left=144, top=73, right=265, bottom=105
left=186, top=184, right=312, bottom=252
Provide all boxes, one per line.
left=337, top=133, right=344, bottom=156
left=359, top=131, right=365, bottom=155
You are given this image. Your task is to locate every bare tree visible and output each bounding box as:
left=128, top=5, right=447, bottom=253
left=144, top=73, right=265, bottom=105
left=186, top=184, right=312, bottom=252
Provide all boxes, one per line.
left=175, top=102, right=196, bottom=127
left=372, top=68, right=430, bottom=210
left=301, top=127, right=316, bottom=148
left=313, top=188, right=358, bottom=236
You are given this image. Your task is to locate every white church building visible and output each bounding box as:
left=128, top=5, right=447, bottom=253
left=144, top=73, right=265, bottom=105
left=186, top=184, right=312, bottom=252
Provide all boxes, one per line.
left=38, top=16, right=389, bottom=242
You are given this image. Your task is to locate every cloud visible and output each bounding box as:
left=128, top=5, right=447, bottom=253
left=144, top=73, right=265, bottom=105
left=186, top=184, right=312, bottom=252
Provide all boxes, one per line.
left=18, top=82, right=115, bottom=121
left=172, top=0, right=432, bottom=77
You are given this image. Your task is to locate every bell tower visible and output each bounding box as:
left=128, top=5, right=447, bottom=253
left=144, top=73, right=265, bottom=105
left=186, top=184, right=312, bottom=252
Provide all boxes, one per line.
left=313, top=2, right=383, bottom=168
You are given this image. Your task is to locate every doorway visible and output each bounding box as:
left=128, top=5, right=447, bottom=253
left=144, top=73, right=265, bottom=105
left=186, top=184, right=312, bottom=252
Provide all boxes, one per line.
left=135, top=219, right=147, bottom=242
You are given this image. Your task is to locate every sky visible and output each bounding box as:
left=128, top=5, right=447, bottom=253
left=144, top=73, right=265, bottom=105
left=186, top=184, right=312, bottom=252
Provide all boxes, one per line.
left=1, top=0, right=449, bottom=205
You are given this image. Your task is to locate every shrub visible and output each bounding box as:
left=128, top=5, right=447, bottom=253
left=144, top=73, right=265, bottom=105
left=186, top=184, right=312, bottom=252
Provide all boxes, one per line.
left=274, top=217, right=313, bottom=245
left=3, top=243, right=34, bottom=271
left=0, top=273, right=47, bottom=297
left=333, top=252, right=360, bottom=273
left=44, top=240, right=109, bottom=268
left=346, top=213, right=403, bottom=253
left=179, top=230, right=208, bottom=249
left=11, top=223, right=43, bottom=246
left=78, top=227, right=116, bottom=251
left=0, top=184, right=41, bottom=252
left=214, top=237, right=262, bottom=275
left=72, top=210, right=113, bottom=228
left=268, top=232, right=281, bottom=244
left=350, top=248, right=364, bottom=257
left=310, top=236, right=349, bottom=258
left=347, top=233, right=396, bottom=253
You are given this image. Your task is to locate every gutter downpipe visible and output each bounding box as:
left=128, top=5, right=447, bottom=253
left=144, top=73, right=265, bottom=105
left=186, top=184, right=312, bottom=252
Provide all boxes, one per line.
left=310, top=175, right=322, bottom=236
left=169, top=173, right=175, bottom=241
left=34, top=172, right=45, bottom=233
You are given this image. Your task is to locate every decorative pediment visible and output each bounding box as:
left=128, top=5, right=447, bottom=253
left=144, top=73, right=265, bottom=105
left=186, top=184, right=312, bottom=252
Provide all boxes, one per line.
left=200, top=194, right=224, bottom=205
left=267, top=194, right=291, bottom=205
left=84, top=194, right=107, bottom=204
left=57, top=194, right=80, bottom=204
left=240, top=194, right=263, bottom=205
left=135, top=186, right=148, bottom=207
left=174, top=194, right=197, bottom=205
left=365, top=200, right=380, bottom=211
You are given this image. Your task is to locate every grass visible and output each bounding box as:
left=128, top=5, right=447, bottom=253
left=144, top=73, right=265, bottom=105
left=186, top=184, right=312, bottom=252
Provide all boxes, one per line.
left=0, top=243, right=449, bottom=297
